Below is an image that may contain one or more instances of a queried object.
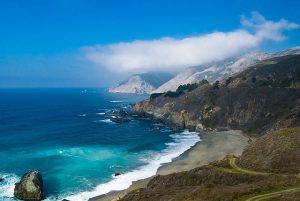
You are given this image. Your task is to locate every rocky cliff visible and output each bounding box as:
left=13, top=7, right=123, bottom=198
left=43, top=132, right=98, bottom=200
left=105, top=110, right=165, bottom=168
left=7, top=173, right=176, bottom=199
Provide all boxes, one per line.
left=133, top=54, right=300, bottom=136
left=116, top=52, right=300, bottom=201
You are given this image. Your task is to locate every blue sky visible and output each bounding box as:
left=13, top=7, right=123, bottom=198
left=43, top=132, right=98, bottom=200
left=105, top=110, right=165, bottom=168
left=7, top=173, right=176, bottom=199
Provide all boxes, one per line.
left=0, top=0, right=300, bottom=87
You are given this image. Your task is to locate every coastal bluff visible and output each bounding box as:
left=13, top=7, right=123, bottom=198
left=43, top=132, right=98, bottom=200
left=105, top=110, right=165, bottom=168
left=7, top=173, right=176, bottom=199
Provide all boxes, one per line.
left=117, top=54, right=300, bottom=201
left=133, top=54, right=300, bottom=136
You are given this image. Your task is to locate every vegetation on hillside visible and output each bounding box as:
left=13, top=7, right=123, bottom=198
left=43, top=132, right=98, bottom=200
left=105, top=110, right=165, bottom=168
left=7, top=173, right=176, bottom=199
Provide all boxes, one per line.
left=120, top=128, right=300, bottom=201
left=150, top=79, right=209, bottom=99
left=130, top=54, right=300, bottom=200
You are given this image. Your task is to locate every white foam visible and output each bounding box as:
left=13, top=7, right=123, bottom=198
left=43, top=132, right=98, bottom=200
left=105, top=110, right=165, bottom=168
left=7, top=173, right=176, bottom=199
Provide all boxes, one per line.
left=98, top=119, right=114, bottom=124
left=96, top=112, right=105, bottom=115
left=93, top=119, right=113, bottom=124
left=110, top=100, right=126, bottom=103
left=101, top=119, right=113, bottom=123
left=78, top=114, right=87, bottom=117
left=0, top=173, right=20, bottom=200
left=64, top=130, right=200, bottom=201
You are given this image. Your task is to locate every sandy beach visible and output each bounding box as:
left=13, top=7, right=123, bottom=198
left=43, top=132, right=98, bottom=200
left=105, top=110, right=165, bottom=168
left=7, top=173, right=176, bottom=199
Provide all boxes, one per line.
left=90, top=130, right=249, bottom=201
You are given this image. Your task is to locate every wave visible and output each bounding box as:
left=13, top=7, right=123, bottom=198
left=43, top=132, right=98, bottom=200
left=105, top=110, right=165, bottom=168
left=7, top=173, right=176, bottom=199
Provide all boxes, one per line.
left=94, top=119, right=114, bottom=124
left=0, top=173, right=20, bottom=200
left=78, top=113, right=87, bottom=117
left=110, top=100, right=127, bottom=103
left=96, top=112, right=106, bottom=115
left=64, top=130, right=200, bottom=201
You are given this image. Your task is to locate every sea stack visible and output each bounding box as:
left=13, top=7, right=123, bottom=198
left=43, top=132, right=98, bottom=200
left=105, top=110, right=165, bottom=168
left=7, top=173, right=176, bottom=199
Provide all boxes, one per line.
left=14, top=170, right=43, bottom=201
left=110, top=117, right=131, bottom=123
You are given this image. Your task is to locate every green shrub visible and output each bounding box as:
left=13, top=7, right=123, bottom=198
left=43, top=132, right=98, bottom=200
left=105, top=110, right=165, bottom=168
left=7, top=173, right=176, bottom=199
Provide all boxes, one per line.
left=199, top=79, right=209, bottom=86
left=150, top=93, right=164, bottom=100
left=212, top=80, right=220, bottom=89
left=225, top=77, right=233, bottom=85
left=176, top=83, right=198, bottom=92
left=255, top=79, right=270, bottom=87
left=278, top=78, right=293, bottom=87
left=164, top=91, right=183, bottom=98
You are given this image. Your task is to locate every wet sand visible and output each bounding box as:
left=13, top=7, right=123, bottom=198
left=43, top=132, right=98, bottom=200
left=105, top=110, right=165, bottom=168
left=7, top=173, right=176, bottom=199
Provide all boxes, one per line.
left=90, top=130, right=249, bottom=201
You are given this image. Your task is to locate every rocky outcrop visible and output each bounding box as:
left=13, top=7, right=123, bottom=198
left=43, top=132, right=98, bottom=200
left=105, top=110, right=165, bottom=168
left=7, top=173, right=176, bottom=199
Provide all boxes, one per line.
left=114, top=172, right=121, bottom=176
left=133, top=54, right=300, bottom=136
left=14, top=171, right=43, bottom=201
left=135, top=87, right=300, bottom=135
left=106, top=109, right=129, bottom=117
left=110, top=117, right=131, bottom=123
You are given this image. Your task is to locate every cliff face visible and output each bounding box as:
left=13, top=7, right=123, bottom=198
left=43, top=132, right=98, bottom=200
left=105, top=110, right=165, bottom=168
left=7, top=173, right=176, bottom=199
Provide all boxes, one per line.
left=133, top=55, right=300, bottom=135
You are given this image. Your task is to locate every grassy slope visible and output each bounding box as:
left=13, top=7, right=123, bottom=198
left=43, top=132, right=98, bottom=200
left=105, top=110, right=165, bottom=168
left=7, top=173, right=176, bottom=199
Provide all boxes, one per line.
left=124, top=55, right=300, bottom=201
left=134, top=54, right=300, bottom=136
left=120, top=128, right=300, bottom=201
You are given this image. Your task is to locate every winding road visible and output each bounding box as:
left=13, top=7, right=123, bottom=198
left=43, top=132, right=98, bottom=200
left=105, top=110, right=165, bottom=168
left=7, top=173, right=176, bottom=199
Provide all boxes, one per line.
left=229, top=158, right=270, bottom=176
left=244, top=187, right=300, bottom=201
left=226, top=157, right=300, bottom=201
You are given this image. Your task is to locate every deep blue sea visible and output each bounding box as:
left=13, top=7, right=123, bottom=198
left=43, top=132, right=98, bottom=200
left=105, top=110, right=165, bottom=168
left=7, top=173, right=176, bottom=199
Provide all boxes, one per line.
left=0, top=88, right=200, bottom=201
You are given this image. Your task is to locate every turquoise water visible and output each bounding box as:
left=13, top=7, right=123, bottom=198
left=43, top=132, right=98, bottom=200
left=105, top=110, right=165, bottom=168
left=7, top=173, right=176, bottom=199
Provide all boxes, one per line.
left=0, top=88, right=200, bottom=200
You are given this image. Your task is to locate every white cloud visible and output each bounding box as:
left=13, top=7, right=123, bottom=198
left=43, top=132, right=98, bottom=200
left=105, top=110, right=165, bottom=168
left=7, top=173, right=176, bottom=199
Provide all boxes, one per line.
left=241, top=11, right=299, bottom=42
left=83, top=12, right=299, bottom=72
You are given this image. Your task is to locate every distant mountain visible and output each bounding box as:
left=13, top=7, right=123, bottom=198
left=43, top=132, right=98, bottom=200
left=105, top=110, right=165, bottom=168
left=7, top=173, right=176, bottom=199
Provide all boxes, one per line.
left=109, top=72, right=173, bottom=94
left=153, top=46, right=300, bottom=93
left=272, top=46, right=300, bottom=57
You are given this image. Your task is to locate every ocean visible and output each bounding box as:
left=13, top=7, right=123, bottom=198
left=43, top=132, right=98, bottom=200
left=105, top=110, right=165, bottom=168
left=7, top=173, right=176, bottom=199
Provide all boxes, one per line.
left=0, top=88, right=200, bottom=201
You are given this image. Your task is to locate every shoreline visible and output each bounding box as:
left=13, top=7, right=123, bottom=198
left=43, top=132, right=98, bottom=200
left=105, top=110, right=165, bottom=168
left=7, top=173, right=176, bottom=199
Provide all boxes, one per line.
left=65, top=130, right=200, bottom=201
left=90, top=130, right=249, bottom=201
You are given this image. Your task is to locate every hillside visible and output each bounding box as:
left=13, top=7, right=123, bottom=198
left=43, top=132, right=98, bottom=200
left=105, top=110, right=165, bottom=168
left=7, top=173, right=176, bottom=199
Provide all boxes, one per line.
left=153, top=46, right=300, bottom=93
left=120, top=128, right=300, bottom=201
left=109, top=72, right=173, bottom=94
left=134, top=54, right=300, bottom=135
left=114, top=53, right=300, bottom=201
left=237, top=127, right=300, bottom=174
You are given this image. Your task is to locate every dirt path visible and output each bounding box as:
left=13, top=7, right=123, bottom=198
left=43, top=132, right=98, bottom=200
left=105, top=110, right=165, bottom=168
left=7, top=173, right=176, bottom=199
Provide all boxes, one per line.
left=244, top=187, right=300, bottom=201
left=229, top=158, right=270, bottom=176
left=227, top=157, right=300, bottom=201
